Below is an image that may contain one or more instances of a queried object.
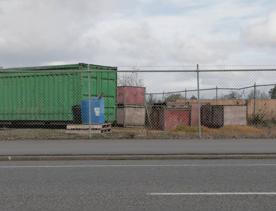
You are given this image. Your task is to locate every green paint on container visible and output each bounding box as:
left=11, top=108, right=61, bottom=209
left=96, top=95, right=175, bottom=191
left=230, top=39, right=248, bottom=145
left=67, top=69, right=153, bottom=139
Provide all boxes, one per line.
left=0, top=63, right=117, bottom=123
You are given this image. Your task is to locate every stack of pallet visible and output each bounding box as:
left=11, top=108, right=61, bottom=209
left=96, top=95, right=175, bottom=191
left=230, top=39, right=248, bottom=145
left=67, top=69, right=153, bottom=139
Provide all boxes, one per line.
left=66, top=123, right=111, bottom=134
left=116, top=86, right=146, bottom=127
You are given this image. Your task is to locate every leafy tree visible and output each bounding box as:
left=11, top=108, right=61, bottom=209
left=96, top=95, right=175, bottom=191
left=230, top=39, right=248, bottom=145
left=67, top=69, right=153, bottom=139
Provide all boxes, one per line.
left=269, top=86, right=276, bottom=99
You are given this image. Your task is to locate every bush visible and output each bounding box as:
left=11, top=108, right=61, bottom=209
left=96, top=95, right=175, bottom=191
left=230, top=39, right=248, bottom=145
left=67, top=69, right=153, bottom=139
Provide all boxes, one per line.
left=248, top=114, right=266, bottom=126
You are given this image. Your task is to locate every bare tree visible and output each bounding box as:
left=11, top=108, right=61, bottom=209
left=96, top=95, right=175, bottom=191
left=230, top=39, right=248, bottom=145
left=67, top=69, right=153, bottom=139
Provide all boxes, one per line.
left=165, top=94, right=183, bottom=102
left=146, top=94, right=157, bottom=105
left=118, top=72, right=144, bottom=86
left=247, top=90, right=269, bottom=99
left=190, top=95, right=197, bottom=100
left=222, top=91, right=242, bottom=99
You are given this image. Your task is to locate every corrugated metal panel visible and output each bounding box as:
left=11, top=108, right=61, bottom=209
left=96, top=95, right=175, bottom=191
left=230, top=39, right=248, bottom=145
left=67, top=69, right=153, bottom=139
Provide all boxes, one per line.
left=0, top=63, right=117, bottom=123
left=0, top=72, right=81, bottom=121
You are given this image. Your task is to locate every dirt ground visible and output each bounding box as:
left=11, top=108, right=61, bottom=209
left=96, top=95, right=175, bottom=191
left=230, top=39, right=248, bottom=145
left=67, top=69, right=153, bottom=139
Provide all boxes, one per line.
left=0, top=125, right=275, bottom=140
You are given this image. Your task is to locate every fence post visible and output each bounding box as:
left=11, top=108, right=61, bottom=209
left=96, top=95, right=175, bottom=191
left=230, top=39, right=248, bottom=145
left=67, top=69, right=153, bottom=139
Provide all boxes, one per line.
left=185, top=88, right=187, bottom=100
left=253, top=82, right=256, bottom=117
left=197, top=64, right=202, bottom=138
left=216, top=86, right=218, bottom=103
left=88, top=64, right=92, bottom=137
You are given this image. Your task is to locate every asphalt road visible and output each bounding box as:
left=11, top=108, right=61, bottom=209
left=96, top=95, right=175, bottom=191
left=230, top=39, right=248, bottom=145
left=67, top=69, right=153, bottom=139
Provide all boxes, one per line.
left=1, top=159, right=276, bottom=211
left=0, top=139, right=276, bottom=155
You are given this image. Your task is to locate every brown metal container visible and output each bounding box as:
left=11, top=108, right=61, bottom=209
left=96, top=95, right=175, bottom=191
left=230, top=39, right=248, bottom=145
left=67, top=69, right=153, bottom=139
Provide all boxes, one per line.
left=201, top=105, right=224, bottom=128
left=117, top=105, right=145, bottom=127
left=149, top=104, right=191, bottom=130
left=117, top=86, right=145, bottom=106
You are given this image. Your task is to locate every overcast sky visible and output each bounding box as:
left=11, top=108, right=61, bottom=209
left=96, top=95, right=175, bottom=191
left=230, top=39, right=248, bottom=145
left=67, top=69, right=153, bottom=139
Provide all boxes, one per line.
left=0, top=0, right=276, bottom=93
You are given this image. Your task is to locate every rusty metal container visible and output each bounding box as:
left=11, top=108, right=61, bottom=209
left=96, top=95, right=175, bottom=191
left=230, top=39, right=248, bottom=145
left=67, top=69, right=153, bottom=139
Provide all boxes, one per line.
left=117, top=86, right=145, bottom=105
left=117, top=105, right=145, bottom=127
left=201, top=105, right=224, bottom=128
left=149, top=104, right=191, bottom=130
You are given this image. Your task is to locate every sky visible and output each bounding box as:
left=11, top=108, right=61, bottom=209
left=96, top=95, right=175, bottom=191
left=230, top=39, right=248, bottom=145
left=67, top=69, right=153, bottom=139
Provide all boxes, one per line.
left=0, top=0, right=276, bottom=94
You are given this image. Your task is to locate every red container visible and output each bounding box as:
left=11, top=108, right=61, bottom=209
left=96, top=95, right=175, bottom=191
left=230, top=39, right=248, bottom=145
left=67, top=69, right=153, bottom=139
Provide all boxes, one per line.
left=117, top=86, right=145, bottom=105
left=149, top=104, right=191, bottom=130
left=164, top=109, right=191, bottom=130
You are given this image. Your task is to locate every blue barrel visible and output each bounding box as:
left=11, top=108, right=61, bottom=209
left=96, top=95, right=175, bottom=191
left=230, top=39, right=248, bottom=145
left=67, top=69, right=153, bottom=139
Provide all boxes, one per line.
left=81, top=97, right=105, bottom=124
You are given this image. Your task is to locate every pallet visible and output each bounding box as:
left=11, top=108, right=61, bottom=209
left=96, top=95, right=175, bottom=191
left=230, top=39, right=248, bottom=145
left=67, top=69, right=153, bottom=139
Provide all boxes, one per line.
left=66, top=123, right=111, bottom=134
left=65, top=129, right=111, bottom=134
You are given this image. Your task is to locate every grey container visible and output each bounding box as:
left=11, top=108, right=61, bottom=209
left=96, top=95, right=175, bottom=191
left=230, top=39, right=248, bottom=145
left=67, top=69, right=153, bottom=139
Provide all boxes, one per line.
left=117, top=105, right=145, bottom=127
left=224, top=105, right=247, bottom=125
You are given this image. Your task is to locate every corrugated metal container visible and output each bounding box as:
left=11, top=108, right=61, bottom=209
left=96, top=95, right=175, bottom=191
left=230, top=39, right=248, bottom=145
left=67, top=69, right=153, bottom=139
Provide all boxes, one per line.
left=117, top=105, right=145, bottom=127
left=0, top=63, right=117, bottom=124
left=201, top=105, right=224, bottom=128
left=117, top=86, right=145, bottom=105
left=224, top=105, right=247, bottom=125
left=150, top=104, right=191, bottom=130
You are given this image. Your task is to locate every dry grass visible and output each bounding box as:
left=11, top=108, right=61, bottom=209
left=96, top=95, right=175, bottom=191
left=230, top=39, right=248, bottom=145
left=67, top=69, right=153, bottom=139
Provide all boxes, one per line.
left=203, top=126, right=266, bottom=138
left=173, top=125, right=276, bottom=139
left=0, top=125, right=275, bottom=140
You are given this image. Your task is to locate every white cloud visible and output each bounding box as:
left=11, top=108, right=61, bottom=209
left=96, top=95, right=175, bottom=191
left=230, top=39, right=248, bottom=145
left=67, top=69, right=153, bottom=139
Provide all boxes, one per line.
left=243, top=13, right=276, bottom=47
left=0, top=0, right=275, bottom=93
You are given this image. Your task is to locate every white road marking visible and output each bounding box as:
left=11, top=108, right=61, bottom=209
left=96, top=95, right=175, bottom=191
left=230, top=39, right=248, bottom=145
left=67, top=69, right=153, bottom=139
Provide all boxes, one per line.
left=0, top=163, right=276, bottom=168
left=148, top=192, right=276, bottom=196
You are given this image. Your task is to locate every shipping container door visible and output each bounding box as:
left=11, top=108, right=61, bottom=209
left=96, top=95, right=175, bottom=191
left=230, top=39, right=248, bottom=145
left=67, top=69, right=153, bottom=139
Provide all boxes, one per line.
left=81, top=70, right=117, bottom=123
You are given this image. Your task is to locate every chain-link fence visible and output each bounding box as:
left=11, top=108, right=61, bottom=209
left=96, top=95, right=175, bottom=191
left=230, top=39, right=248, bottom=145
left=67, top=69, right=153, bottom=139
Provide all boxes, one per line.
left=0, top=64, right=275, bottom=139
left=117, top=65, right=276, bottom=139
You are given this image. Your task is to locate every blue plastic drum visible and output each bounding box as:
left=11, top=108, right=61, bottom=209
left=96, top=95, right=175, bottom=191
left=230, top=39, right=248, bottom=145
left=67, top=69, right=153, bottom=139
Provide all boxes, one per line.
left=81, top=97, right=105, bottom=124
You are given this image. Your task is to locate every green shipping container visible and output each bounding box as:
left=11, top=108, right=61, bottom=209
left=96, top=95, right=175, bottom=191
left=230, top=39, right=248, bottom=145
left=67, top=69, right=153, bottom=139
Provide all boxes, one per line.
left=0, top=63, right=117, bottom=123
